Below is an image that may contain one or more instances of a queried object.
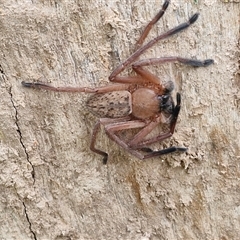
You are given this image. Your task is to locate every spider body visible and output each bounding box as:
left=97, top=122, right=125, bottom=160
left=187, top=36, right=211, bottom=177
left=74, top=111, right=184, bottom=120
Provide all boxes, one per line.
left=86, top=84, right=171, bottom=120
left=22, top=0, right=213, bottom=164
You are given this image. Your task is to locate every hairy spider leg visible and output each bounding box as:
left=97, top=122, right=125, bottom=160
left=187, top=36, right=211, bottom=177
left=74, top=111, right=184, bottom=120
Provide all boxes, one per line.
left=135, top=0, right=170, bottom=50
left=93, top=118, right=160, bottom=162
left=90, top=116, right=136, bottom=164
left=127, top=93, right=188, bottom=160
left=90, top=117, right=146, bottom=163
left=90, top=94, right=186, bottom=163
left=91, top=111, right=186, bottom=163
left=113, top=56, right=214, bottom=87
left=22, top=55, right=213, bottom=93
left=90, top=121, right=108, bottom=164
left=109, top=13, right=200, bottom=82
left=20, top=1, right=169, bottom=93
left=129, top=56, right=214, bottom=89
left=21, top=81, right=133, bottom=93
left=142, top=146, right=187, bottom=159
left=133, top=57, right=214, bottom=69
left=21, top=2, right=214, bottom=163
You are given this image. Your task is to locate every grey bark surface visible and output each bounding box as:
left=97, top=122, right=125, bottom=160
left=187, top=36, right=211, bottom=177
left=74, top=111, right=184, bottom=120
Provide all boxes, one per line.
left=0, top=0, right=239, bottom=239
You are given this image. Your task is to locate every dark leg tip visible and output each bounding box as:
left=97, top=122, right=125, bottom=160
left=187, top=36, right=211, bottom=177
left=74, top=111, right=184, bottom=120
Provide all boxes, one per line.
left=179, top=58, right=214, bottom=67
left=189, top=13, right=199, bottom=24
left=176, top=93, right=181, bottom=105
left=163, top=0, right=170, bottom=10
left=203, top=59, right=214, bottom=66
left=102, top=154, right=108, bottom=164
left=164, top=146, right=188, bottom=153
left=21, top=81, right=31, bottom=87
left=176, top=147, right=188, bottom=152
left=21, top=81, right=46, bottom=89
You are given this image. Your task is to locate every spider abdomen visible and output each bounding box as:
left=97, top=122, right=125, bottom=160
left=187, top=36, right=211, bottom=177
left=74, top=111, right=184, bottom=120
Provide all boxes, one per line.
left=132, top=88, right=160, bottom=120
left=86, top=91, right=132, bottom=118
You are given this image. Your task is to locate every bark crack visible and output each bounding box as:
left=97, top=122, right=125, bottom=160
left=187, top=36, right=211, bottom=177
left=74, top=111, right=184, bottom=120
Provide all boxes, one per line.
left=8, top=87, right=35, bottom=181
left=1, top=66, right=37, bottom=238
left=1, top=68, right=35, bottom=181
left=23, top=202, right=37, bottom=240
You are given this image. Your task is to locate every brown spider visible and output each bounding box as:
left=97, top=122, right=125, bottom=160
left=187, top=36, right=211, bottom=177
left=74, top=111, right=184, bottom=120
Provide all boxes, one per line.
left=22, top=0, right=213, bottom=164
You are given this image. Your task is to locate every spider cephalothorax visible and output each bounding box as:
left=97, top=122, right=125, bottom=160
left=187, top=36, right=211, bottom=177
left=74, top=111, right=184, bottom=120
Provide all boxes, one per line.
left=22, top=0, right=213, bottom=164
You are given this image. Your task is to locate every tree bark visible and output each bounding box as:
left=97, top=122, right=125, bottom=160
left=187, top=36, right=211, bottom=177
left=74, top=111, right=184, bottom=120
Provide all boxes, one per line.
left=0, top=0, right=239, bottom=239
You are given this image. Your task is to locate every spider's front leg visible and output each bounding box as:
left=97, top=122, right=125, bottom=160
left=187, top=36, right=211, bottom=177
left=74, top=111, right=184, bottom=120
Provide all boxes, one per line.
left=109, top=10, right=201, bottom=82
left=135, top=0, right=170, bottom=50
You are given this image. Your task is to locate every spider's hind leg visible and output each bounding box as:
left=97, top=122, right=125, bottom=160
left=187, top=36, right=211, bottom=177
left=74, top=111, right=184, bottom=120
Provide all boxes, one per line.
left=142, top=146, right=187, bottom=159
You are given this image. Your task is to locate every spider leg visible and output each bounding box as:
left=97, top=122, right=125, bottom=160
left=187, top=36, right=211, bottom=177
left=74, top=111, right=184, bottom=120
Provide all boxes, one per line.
left=105, top=120, right=187, bottom=160
left=90, top=121, right=109, bottom=164
left=90, top=117, right=142, bottom=163
left=116, top=56, right=214, bottom=87
left=105, top=111, right=187, bottom=160
left=111, top=54, right=214, bottom=88
left=128, top=116, right=162, bottom=147
left=107, top=68, right=163, bottom=86
left=21, top=81, right=130, bottom=93
left=91, top=112, right=186, bottom=162
left=140, top=146, right=186, bottom=154
left=133, top=57, right=214, bottom=68
left=103, top=120, right=175, bottom=160
left=92, top=118, right=165, bottom=160
left=142, top=146, right=187, bottom=159
left=132, top=65, right=163, bottom=86
left=22, top=81, right=98, bottom=92
left=109, top=13, right=200, bottom=81
left=90, top=116, right=187, bottom=161
left=135, top=0, right=169, bottom=50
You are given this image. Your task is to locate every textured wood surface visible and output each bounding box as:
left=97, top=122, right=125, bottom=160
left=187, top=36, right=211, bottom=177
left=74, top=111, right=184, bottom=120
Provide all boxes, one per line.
left=0, top=0, right=239, bottom=239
